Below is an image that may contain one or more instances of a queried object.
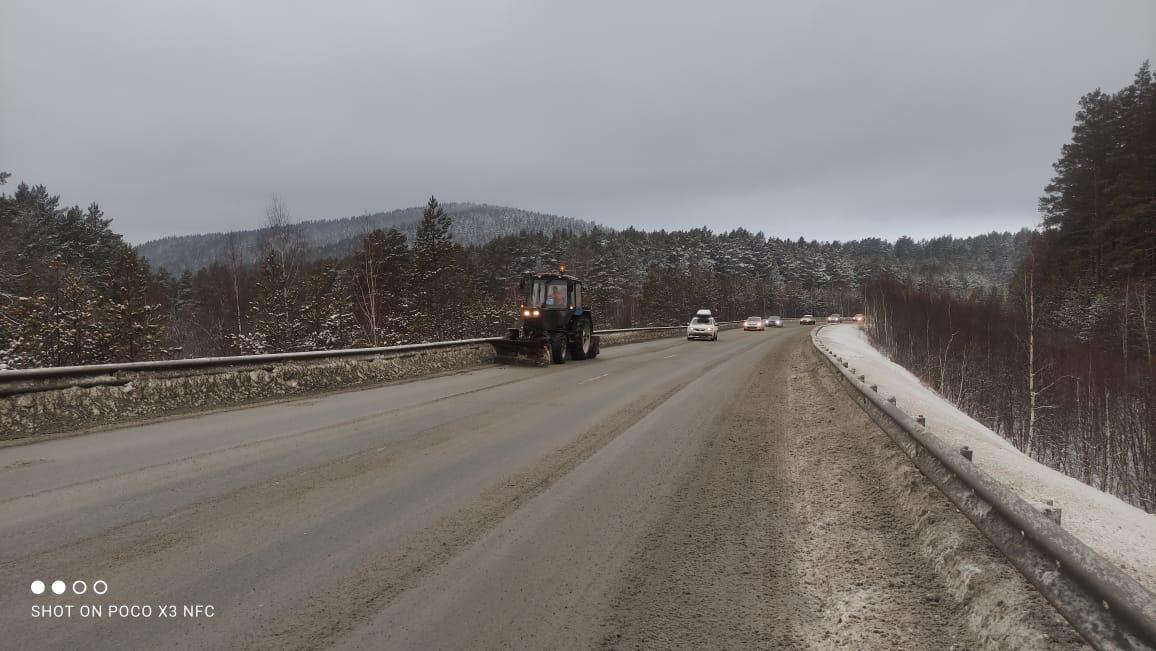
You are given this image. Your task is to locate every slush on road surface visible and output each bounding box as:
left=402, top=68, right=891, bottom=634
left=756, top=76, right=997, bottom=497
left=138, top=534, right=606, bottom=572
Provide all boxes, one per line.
left=0, top=328, right=1080, bottom=649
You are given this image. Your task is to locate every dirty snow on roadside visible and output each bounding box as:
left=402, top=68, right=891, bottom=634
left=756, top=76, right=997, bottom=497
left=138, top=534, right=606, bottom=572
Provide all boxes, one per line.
left=816, top=324, right=1156, bottom=593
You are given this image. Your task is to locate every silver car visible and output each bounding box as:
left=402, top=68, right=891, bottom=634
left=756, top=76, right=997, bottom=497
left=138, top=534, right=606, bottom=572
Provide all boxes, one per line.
left=687, top=315, right=719, bottom=341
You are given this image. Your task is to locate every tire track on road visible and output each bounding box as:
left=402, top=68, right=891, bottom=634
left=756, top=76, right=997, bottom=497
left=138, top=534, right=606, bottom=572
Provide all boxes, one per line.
left=600, top=332, right=808, bottom=648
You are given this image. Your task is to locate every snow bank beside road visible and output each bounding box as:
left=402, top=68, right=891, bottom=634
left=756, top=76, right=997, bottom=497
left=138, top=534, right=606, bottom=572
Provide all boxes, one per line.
left=816, top=324, right=1156, bottom=593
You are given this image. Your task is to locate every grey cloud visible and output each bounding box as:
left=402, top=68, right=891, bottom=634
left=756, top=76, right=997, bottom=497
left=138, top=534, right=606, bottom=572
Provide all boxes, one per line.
left=1, top=0, right=1153, bottom=243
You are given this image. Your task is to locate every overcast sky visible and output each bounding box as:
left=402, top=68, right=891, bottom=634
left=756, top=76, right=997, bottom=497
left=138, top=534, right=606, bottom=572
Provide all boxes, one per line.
left=2, top=1, right=1153, bottom=244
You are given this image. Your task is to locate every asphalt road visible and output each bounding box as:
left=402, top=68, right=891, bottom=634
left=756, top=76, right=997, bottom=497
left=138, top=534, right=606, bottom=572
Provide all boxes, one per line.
left=0, top=327, right=1072, bottom=649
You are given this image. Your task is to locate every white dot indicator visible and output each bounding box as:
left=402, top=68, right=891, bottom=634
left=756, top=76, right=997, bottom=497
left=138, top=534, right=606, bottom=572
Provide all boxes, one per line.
left=51, top=580, right=66, bottom=595
left=30, top=580, right=45, bottom=595
left=93, top=580, right=108, bottom=595
left=72, top=580, right=87, bottom=595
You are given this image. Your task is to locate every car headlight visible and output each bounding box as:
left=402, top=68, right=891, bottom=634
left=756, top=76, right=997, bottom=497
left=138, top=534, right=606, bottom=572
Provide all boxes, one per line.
left=532, top=309, right=540, bottom=317
left=522, top=309, right=530, bottom=317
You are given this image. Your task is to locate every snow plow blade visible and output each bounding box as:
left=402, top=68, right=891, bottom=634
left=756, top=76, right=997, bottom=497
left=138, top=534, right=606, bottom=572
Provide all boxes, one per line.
left=489, top=338, right=551, bottom=366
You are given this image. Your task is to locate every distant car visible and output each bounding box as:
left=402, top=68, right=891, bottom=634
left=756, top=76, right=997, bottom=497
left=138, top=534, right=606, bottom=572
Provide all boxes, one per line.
left=743, top=316, right=766, bottom=331
left=687, top=312, right=719, bottom=341
left=767, top=316, right=784, bottom=328
left=852, top=313, right=865, bottom=324
left=799, top=314, right=816, bottom=325
left=827, top=314, right=842, bottom=324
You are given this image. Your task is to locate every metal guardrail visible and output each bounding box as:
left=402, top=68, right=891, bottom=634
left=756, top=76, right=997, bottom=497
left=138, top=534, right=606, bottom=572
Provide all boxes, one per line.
left=594, top=326, right=686, bottom=334
left=810, top=325, right=1156, bottom=650
left=0, top=338, right=501, bottom=383
left=0, top=323, right=733, bottom=393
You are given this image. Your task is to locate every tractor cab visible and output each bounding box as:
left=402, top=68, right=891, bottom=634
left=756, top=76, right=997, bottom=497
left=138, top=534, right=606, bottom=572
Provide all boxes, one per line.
left=491, top=265, right=600, bottom=365
left=517, top=270, right=586, bottom=336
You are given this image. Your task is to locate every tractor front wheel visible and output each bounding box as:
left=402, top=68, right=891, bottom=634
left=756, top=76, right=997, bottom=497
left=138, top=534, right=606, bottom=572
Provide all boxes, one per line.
left=550, top=335, right=567, bottom=364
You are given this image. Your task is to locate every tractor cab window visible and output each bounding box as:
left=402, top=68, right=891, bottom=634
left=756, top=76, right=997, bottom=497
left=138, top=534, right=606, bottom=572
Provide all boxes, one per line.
left=531, top=279, right=569, bottom=308
left=544, top=281, right=568, bottom=308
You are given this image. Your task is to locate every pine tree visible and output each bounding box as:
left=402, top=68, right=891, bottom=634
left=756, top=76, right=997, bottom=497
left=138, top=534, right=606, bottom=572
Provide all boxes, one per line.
left=1105, top=61, right=1155, bottom=281
left=105, top=246, right=166, bottom=362
left=407, top=196, right=460, bottom=339
left=304, top=263, right=357, bottom=349
left=238, top=251, right=301, bottom=354
left=1040, top=88, right=1118, bottom=284
left=9, top=261, right=112, bottom=367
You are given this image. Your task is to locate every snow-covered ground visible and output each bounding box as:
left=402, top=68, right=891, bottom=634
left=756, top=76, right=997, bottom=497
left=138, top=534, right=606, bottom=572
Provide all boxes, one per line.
left=816, top=324, right=1156, bottom=593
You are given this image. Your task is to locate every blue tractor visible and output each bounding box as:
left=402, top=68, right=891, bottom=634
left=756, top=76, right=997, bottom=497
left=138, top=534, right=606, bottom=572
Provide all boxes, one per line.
left=491, top=266, right=600, bottom=365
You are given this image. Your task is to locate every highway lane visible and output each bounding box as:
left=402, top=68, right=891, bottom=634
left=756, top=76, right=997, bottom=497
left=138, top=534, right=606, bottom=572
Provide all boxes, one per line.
left=0, top=327, right=783, bottom=648
left=0, top=333, right=740, bottom=559
left=0, top=326, right=1075, bottom=649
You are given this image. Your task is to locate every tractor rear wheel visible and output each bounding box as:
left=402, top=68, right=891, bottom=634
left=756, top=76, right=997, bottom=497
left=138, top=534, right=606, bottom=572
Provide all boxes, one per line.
left=569, top=316, right=594, bottom=360
left=550, top=335, right=567, bottom=364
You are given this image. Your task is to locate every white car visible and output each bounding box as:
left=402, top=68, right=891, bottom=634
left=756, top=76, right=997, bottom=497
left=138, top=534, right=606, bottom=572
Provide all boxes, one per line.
left=687, top=310, right=718, bottom=341
left=799, top=314, right=816, bottom=325
left=743, top=316, right=766, bottom=331
left=766, top=316, right=784, bottom=328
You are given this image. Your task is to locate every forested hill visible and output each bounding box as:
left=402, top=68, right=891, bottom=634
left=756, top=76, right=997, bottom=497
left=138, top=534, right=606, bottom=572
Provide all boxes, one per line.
left=470, top=227, right=1031, bottom=328
left=3, top=167, right=1032, bottom=370
left=136, top=203, right=601, bottom=273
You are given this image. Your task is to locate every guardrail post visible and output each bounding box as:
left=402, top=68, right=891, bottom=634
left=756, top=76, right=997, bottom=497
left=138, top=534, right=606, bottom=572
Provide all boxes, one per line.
left=1042, top=500, right=1063, bottom=527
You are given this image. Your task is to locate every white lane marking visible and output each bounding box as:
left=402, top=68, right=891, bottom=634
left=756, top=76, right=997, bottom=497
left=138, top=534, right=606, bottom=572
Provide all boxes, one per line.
left=662, top=354, right=677, bottom=359
left=579, top=373, right=610, bottom=384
